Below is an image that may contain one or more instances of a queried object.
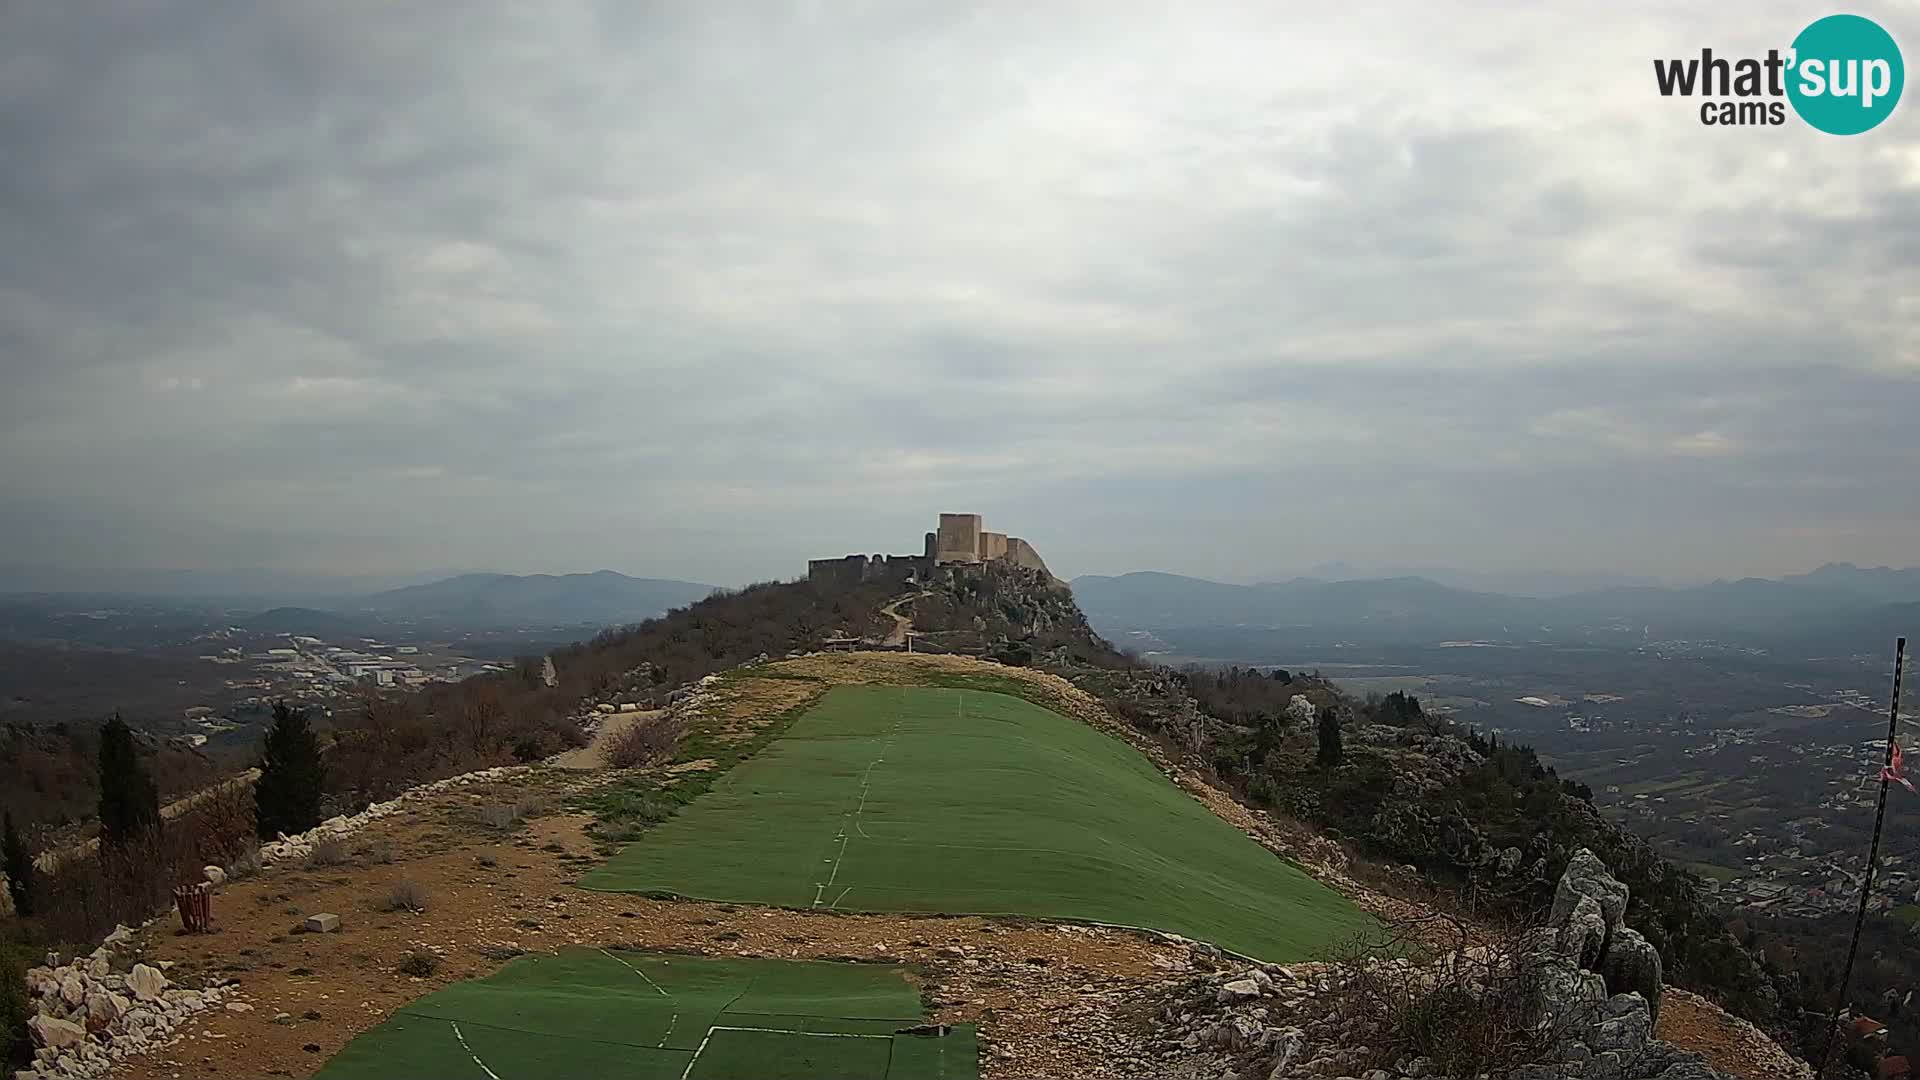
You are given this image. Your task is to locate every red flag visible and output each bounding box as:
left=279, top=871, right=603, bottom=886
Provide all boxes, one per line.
left=1881, top=739, right=1918, bottom=795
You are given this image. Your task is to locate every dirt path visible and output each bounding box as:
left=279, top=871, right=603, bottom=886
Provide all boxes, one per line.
left=877, top=591, right=929, bottom=647
left=549, top=709, right=668, bottom=770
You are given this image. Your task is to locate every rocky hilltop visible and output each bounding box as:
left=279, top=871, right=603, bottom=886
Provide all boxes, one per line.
left=2, top=564, right=1820, bottom=1079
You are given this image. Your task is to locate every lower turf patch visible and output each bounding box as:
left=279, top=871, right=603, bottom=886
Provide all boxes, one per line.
left=580, top=684, right=1372, bottom=960
left=313, top=950, right=974, bottom=1080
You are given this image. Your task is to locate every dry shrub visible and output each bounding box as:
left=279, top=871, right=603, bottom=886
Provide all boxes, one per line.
left=1, top=947, right=28, bottom=1067
left=189, top=783, right=257, bottom=858
left=384, top=878, right=427, bottom=913
left=1319, top=911, right=1587, bottom=1077
left=606, top=716, right=685, bottom=769
left=474, top=804, right=517, bottom=830
left=397, top=949, right=439, bottom=977
left=33, top=829, right=198, bottom=949
left=512, top=795, right=548, bottom=819
left=224, top=846, right=263, bottom=882
left=29, top=791, right=258, bottom=948
left=305, top=838, right=349, bottom=867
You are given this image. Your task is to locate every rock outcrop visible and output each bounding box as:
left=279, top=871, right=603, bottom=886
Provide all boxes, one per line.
left=1140, top=850, right=1797, bottom=1079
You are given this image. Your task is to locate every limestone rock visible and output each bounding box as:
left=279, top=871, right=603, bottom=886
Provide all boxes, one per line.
left=1552, top=847, right=1629, bottom=936
left=1559, top=893, right=1608, bottom=969
left=1601, top=926, right=1664, bottom=1023
left=1587, top=993, right=1653, bottom=1054
left=126, top=964, right=166, bottom=1002
left=27, top=1015, right=87, bottom=1050
left=203, top=864, right=227, bottom=887
left=1216, top=978, right=1262, bottom=1003
left=84, top=991, right=128, bottom=1028
left=304, top=912, right=341, bottom=933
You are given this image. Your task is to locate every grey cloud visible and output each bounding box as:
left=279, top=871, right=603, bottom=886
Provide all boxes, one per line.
left=1, top=1, right=1917, bottom=586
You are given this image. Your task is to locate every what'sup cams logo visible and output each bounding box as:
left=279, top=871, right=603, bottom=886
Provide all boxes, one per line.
left=1654, top=13, right=1903, bottom=133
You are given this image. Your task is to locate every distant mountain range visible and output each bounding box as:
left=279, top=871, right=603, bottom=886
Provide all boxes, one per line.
left=1071, top=562, right=1920, bottom=648
left=347, top=571, right=718, bottom=626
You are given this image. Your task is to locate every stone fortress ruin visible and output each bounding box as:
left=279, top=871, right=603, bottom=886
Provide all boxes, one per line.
left=807, top=513, right=1051, bottom=584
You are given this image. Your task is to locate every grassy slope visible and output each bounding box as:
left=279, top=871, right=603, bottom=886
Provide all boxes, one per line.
left=582, top=684, right=1372, bottom=960
left=315, top=950, right=974, bottom=1080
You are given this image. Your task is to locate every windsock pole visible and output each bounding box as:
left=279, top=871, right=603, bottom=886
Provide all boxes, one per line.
left=1817, top=636, right=1906, bottom=1076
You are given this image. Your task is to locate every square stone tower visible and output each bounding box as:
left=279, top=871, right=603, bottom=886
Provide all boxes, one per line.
left=934, top=513, right=984, bottom=564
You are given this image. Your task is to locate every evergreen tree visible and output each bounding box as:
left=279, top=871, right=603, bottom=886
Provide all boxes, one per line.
left=1316, top=705, right=1344, bottom=767
left=2, top=811, right=35, bottom=916
left=255, top=702, right=326, bottom=840
left=97, top=713, right=160, bottom=845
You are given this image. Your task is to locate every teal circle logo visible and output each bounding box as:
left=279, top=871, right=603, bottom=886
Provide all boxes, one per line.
left=1787, top=14, right=1903, bottom=135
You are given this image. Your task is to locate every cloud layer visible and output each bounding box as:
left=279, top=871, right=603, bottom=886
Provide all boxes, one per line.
left=3, top=2, right=1917, bottom=585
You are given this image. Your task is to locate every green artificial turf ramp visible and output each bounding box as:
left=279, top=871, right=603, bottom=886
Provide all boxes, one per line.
left=580, top=684, right=1372, bottom=959
left=314, top=950, right=972, bottom=1080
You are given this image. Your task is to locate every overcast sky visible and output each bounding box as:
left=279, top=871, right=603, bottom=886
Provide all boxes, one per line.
left=3, top=2, right=1917, bottom=588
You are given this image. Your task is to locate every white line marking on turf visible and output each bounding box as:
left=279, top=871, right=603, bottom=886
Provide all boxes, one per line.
left=450, top=1021, right=504, bottom=1080
left=681, top=1021, right=896, bottom=1075
left=599, top=948, right=671, bottom=997
left=712, top=1025, right=891, bottom=1038
left=830, top=885, right=853, bottom=910
left=813, top=714, right=901, bottom=907
left=600, top=948, right=678, bottom=1048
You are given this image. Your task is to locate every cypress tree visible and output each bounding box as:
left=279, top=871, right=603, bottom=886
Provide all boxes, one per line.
left=1316, top=705, right=1344, bottom=767
left=255, top=702, right=326, bottom=840
left=97, top=713, right=160, bottom=845
left=2, top=811, right=34, bottom=916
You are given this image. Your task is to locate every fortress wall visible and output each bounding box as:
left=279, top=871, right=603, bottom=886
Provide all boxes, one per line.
left=980, top=532, right=1009, bottom=561
left=808, top=556, right=871, bottom=585
left=810, top=554, right=931, bottom=585
left=1003, top=537, right=1052, bottom=577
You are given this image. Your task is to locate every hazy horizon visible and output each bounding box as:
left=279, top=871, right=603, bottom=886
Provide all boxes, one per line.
left=4, top=3, right=1917, bottom=587
left=6, top=554, right=1918, bottom=601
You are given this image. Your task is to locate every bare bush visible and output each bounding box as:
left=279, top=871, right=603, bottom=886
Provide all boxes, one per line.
left=606, top=716, right=685, bottom=769
left=397, top=949, right=440, bottom=977
left=512, top=795, right=548, bottom=819
left=384, top=878, right=428, bottom=913
left=305, top=837, right=349, bottom=867
left=224, top=846, right=263, bottom=881
left=1319, top=912, right=1585, bottom=1076
left=474, top=804, right=517, bottom=830
left=30, top=793, right=256, bottom=948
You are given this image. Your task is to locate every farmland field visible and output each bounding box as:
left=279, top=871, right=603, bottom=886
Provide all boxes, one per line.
left=314, top=950, right=974, bottom=1080
left=581, top=684, right=1370, bottom=960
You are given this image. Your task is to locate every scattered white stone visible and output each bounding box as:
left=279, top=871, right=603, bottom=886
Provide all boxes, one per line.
left=258, top=764, right=530, bottom=862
